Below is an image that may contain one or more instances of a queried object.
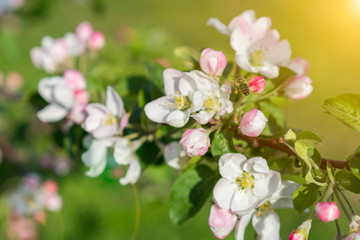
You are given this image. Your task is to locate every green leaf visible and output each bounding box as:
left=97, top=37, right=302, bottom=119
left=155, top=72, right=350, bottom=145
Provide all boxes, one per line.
left=297, top=131, right=322, bottom=143
left=307, top=147, right=322, bottom=167
left=211, top=130, right=237, bottom=159
left=169, top=165, right=218, bottom=225
left=136, top=141, right=163, bottom=166
left=144, top=62, right=165, bottom=94
left=284, top=129, right=297, bottom=141
left=258, top=101, right=286, bottom=137
left=335, top=170, right=360, bottom=194
left=292, top=183, right=320, bottom=213
left=322, top=93, right=360, bottom=131
left=348, top=146, right=360, bottom=180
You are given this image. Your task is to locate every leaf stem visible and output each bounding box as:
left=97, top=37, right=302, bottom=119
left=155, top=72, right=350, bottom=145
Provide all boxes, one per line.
left=334, top=189, right=352, bottom=222
left=335, top=186, right=356, bottom=216
left=332, top=194, right=343, bottom=239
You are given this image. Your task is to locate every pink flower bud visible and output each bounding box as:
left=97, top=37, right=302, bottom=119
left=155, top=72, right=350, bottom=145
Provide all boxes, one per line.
left=64, top=70, right=86, bottom=91
left=315, top=201, right=340, bottom=222
left=289, top=219, right=312, bottom=240
left=88, top=31, right=105, bottom=51
left=239, top=108, right=267, bottom=137
left=74, top=90, right=90, bottom=105
left=208, top=205, right=237, bottom=239
left=43, top=180, right=58, bottom=194
left=179, top=128, right=210, bottom=157
left=6, top=72, right=23, bottom=91
left=76, top=22, right=94, bottom=42
left=44, top=194, right=63, bottom=212
left=249, top=76, right=265, bottom=93
left=200, top=48, right=227, bottom=77
left=283, top=75, right=313, bottom=100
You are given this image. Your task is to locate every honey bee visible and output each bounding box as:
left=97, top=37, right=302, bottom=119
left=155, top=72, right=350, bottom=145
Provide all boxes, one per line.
left=233, top=74, right=250, bottom=96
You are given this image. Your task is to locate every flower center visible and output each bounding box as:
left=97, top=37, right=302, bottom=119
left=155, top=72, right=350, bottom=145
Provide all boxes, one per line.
left=203, top=92, right=220, bottom=112
left=170, top=91, right=191, bottom=110
left=102, top=112, right=117, bottom=126
left=235, top=171, right=255, bottom=191
left=249, top=48, right=267, bottom=67
left=256, top=201, right=274, bottom=217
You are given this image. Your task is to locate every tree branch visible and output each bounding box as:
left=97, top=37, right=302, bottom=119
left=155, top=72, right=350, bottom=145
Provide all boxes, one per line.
left=234, top=133, right=350, bottom=170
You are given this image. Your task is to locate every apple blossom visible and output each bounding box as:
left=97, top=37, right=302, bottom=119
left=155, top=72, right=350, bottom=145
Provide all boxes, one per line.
left=81, top=136, right=141, bottom=185
left=200, top=48, right=227, bottom=78
left=37, top=70, right=89, bottom=124
left=289, top=219, right=312, bottom=240
left=76, top=21, right=94, bottom=43
left=179, top=128, right=210, bottom=157
left=164, top=142, right=186, bottom=169
left=249, top=76, right=265, bottom=93
left=345, top=232, right=360, bottom=240
left=315, top=201, right=340, bottom=222
left=239, top=108, right=268, bottom=137
left=207, top=10, right=271, bottom=38
left=213, top=153, right=281, bottom=215
left=283, top=75, right=313, bottom=100
left=208, top=205, right=237, bottom=239
left=231, top=28, right=291, bottom=79
left=89, top=31, right=105, bottom=51
left=82, top=86, right=128, bottom=139
left=144, top=69, right=233, bottom=127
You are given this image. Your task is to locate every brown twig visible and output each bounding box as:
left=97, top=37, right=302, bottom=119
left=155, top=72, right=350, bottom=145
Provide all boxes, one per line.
left=234, top=132, right=350, bottom=170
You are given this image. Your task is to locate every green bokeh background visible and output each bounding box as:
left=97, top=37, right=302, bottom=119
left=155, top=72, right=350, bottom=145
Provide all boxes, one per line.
left=1, top=0, right=360, bottom=239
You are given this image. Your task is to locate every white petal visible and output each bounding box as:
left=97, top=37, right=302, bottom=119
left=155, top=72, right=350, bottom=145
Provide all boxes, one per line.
left=243, top=157, right=269, bottom=174
left=38, top=77, right=64, bottom=102
left=179, top=74, right=197, bottom=96
left=231, top=27, right=251, bottom=53
left=191, top=111, right=214, bottom=125
left=119, top=155, right=141, bottom=185
left=92, top=124, right=117, bottom=139
left=113, top=138, right=132, bottom=165
left=163, top=68, right=184, bottom=95
left=166, top=109, right=190, bottom=127
left=234, top=53, right=253, bottom=73
left=164, top=142, right=184, bottom=169
left=252, top=212, right=280, bottom=240
left=219, top=153, right=246, bottom=179
left=81, top=139, right=110, bottom=177
left=186, top=70, right=220, bottom=96
left=253, top=170, right=281, bottom=198
left=213, top=178, right=237, bottom=210
left=106, top=86, right=124, bottom=117
left=53, top=82, right=74, bottom=109
left=37, top=103, right=68, bottom=122
left=258, top=63, right=279, bottom=79
left=190, top=90, right=204, bottom=112
left=83, top=103, right=108, bottom=132
left=144, top=96, right=176, bottom=124
left=270, top=180, right=299, bottom=209
left=268, top=39, right=292, bottom=65
left=207, top=18, right=230, bottom=35
left=234, top=211, right=254, bottom=240
left=231, top=190, right=259, bottom=215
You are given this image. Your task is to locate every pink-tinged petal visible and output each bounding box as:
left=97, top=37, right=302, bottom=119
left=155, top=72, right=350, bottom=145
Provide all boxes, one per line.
left=113, top=138, right=132, bottom=165
left=76, top=21, right=94, bottom=42
left=207, top=18, right=230, bottom=35
left=219, top=153, right=246, bottom=179
left=249, top=76, right=265, bottom=93
left=179, top=128, right=210, bottom=157
left=221, top=83, right=232, bottom=96
left=68, top=102, right=87, bottom=124
left=231, top=28, right=251, bottom=53
left=200, top=48, right=227, bottom=77
left=166, top=110, right=190, bottom=128
left=88, top=31, right=105, bottom=51
left=240, top=108, right=257, bottom=125
left=49, top=39, right=68, bottom=63
left=283, top=75, right=313, bottom=100
left=106, top=86, right=124, bottom=117
left=119, top=155, right=141, bottom=185
left=144, top=96, right=176, bottom=124
left=253, top=170, right=281, bottom=198
left=315, top=202, right=340, bottom=222
left=231, top=190, right=259, bottom=215
left=251, top=17, right=272, bottom=40
left=213, top=178, right=237, bottom=210
left=44, top=194, right=63, bottom=212
left=30, top=47, right=43, bottom=68
left=268, top=39, right=292, bottom=65
left=252, top=212, right=280, bottom=240
left=43, top=180, right=58, bottom=194
left=208, top=205, right=237, bottom=239
left=286, top=57, right=309, bottom=76
left=163, top=68, right=184, bottom=95
left=240, top=108, right=268, bottom=137
left=74, top=90, right=90, bottom=105
left=234, top=211, right=254, bottom=240
left=64, top=70, right=86, bottom=90
left=37, top=103, right=68, bottom=122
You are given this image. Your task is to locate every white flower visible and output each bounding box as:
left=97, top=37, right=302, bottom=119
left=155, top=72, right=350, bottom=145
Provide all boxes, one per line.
left=163, top=142, right=186, bottom=169
left=145, top=69, right=232, bottom=127
left=82, top=86, right=128, bottom=139
left=213, top=153, right=281, bottom=215
left=81, top=137, right=141, bottom=185
left=234, top=180, right=299, bottom=240
left=207, top=10, right=271, bottom=38
left=231, top=29, right=291, bottom=79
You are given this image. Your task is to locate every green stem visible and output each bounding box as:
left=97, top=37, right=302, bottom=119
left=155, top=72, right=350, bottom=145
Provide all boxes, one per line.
left=334, top=189, right=352, bottom=222
left=131, top=184, right=140, bottom=240
left=332, top=194, right=343, bottom=240
left=336, top=186, right=356, bottom=216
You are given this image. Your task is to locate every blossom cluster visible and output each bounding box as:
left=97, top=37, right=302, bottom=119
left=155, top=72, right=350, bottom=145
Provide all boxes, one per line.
left=31, top=22, right=105, bottom=74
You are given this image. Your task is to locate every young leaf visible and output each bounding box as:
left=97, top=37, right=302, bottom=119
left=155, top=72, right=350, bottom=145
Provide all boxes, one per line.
left=211, top=130, right=237, bottom=159
left=169, top=165, right=218, bottom=225
left=296, top=131, right=322, bottom=143
left=335, top=170, right=360, bottom=194
left=292, top=183, right=320, bottom=213
left=284, top=129, right=297, bottom=141
left=348, top=146, right=360, bottom=180
left=144, top=62, right=165, bottom=94
left=322, top=93, right=360, bottom=131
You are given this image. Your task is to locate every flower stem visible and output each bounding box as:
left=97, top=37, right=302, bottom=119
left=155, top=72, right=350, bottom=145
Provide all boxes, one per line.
left=131, top=183, right=140, bottom=240
left=332, top=194, right=343, bottom=239
left=334, top=189, right=352, bottom=222
left=335, top=185, right=356, bottom=216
